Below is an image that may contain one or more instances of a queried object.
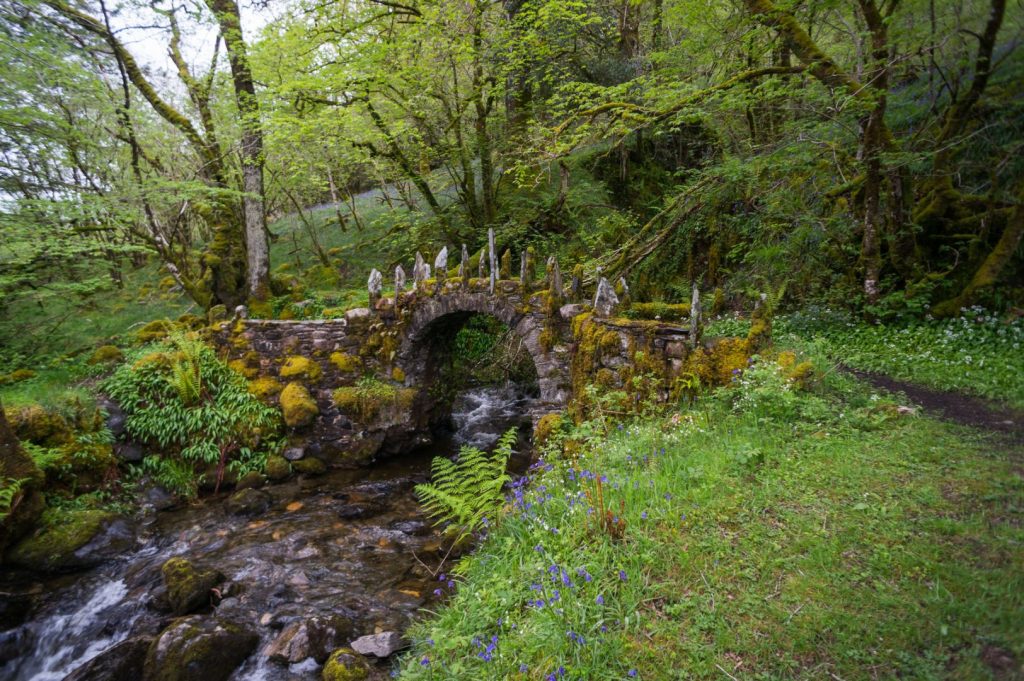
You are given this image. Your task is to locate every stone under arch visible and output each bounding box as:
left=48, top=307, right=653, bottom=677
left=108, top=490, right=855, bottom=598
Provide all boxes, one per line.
left=395, top=291, right=570, bottom=412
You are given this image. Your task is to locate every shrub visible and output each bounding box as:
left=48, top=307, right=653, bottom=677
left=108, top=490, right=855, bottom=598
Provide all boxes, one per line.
left=102, top=336, right=281, bottom=498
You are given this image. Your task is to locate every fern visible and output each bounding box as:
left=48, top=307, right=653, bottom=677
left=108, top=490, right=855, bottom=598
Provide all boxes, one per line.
left=0, top=477, right=27, bottom=521
left=415, top=428, right=517, bottom=542
left=165, top=332, right=203, bottom=406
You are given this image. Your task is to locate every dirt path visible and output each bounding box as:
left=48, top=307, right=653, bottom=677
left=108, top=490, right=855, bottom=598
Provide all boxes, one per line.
left=848, top=369, right=1024, bottom=448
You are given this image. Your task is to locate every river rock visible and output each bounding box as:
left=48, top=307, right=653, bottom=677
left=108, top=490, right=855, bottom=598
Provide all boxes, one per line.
left=113, top=442, right=143, bottom=463
left=293, top=457, right=327, bottom=476
left=234, top=471, right=265, bottom=490
left=8, top=511, right=135, bottom=573
left=161, top=557, right=224, bottom=616
left=283, top=446, right=305, bottom=461
left=64, top=635, right=152, bottom=681
left=0, top=627, right=32, bottom=665
left=593, top=277, right=619, bottom=317
left=336, top=502, right=385, bottom=520
left=388, top=520, right=430, bottom=536
left=225, top=488, right=272, bottom=517
left=322, top=647, right=369, bottom=681
left=350, top=631, right=404, bottom=658
left=263, top=616, right=354, bottom=665
left=142, top=616, right=257, bottom=681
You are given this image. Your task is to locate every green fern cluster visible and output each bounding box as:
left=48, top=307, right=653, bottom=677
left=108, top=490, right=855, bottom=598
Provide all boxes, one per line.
left=415, top=428, right=516, bottom=542
left=166, top=332, right=203, bottom=406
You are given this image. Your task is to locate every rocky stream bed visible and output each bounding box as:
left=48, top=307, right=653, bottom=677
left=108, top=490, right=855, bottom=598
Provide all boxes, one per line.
left=0, top=386, right=535, bottom=681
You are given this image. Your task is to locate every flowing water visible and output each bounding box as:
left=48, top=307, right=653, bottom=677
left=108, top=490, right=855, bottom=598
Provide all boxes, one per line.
left=0, top=385, right=534, bottom=681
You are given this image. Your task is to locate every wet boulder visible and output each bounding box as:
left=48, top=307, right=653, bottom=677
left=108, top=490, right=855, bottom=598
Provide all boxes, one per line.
left=224, top=488, right=272, bottom=517
left=350, top=631, right=404, bottom=658
left=7, top=509, right=134, bottom=573
left=161, top=557, right=224, bottom=616
left=64, top=636, right=152, bottom=681
left=143, top=616, right=257, bottom=681
left=322, top=647, right=369, bottom=681
left=234, top=471, right=265, bottom=490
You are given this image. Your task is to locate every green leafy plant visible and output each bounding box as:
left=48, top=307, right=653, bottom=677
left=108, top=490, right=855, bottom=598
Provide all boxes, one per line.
left=415, top=428, right=516, bottom=542
left=0, top=477, right=27, bottom=520
left=102, top=337, right=281, bottom=498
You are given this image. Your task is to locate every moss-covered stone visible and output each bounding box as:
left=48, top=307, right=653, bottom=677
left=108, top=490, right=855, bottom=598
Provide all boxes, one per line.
left=143, top=615, right=258, bottom=681
left=7, top=508, right=127, bottom=572
left=279, top=356, right=323, bottom=382
left=322, top=648, right=369, bottom=681
left=292, top=457, right=327, bottom=476
left=329, top=352, right=361, bottom=373
left=533, top=413, right=564, bottom=447
left=137, top=319, right=175, bottom=343
left=228, top=359, right=258, bottom=380
left=391, top=366, right=405, bottom=382
left=0, top=369, right=37, bottom=385
left=247, top=377, right=283, bottom=400
left=161, top=557, right=224, bottom=615
left=265, top=455, right=291, bottom=481
left=0, top=400, right=44, bottom=556
left=235, top=470, right=265, bottom=490
left=624, top=302, right=691, bottom=320
left=280, top=382, right=319, bottom=428
left=4, top=404, right=72, bottom=447
left=88, top=345, right=123, bottom=365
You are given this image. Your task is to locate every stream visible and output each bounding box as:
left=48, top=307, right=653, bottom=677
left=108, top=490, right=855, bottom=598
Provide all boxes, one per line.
left=0, top=385, right=535, bottom=681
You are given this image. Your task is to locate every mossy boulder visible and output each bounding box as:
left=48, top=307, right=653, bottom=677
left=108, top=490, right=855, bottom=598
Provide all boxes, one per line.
left=161, top=557, right=224, bottom=616
left=280, top=382, right=319, bottom=428
left=280, top=356, right=322, bottom=382
left=0, top=401, right=44, bottom=557
left=136, top=319, right=175, bottom=343
left=4, top=403, right=72, bottom=446
left=265, top=455, right=291, bottom=481
left=292, top=457, right=327, bottom=476
left=224, top=488, right=272, bottom=517
left=88, top=345, right=123, bottom=365
left=322, top=647, right=369, bottom=681
left=7, top=508, right=134, bottom=572
left=234, top=470, right=265, bottom=490
left=533, top=413, right=564, bottom=447
left=143, top=615, right=258, bottom=681
left=0, top=369, right=37, bottom=385
left=228, top=359, right=258, bottom=380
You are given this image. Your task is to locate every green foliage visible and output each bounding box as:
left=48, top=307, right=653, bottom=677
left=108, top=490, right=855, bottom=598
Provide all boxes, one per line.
left=102, top=337, right=281, bottom=497
left=0, top=477, right=27, bottom=521
left=415, top=429, right=516, bottom=543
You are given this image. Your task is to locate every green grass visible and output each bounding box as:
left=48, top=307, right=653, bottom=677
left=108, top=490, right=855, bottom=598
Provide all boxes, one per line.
left=0, top=261, right=190, bottom=407
left=709, top=307, right=1024, bottom=409
left=395, top=354, right=1023, bottom=680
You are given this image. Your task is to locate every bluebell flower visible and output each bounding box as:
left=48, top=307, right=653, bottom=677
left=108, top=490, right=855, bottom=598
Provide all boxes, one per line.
left=596, top=594, right=605, bottom=605
left=628, top=669, right=638, bottom=677
left=520, top=663, right=528, bottom=672
left=619, top=570, right=628, bottom=581
left=420, top=656, right=430, bottom=666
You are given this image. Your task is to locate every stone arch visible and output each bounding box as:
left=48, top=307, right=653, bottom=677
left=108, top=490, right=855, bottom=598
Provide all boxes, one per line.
left=396, top=291, right=569, bottom=409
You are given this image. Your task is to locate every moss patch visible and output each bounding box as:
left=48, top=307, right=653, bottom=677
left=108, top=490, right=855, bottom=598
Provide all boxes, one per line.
left=330, top=352, right=361, bottom=373
left=279, top=356, right=323, bottom=382
left=322, top=648, right=369, bottom=681
left=292, top=457, right=327, bottom=476
left=264, top=455, right=291, bottom=481
left=247, top=377, right=283, bottom=401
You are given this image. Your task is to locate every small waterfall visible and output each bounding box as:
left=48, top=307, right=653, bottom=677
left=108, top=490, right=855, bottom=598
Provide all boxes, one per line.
left=450, top=385, right=534, bottom=450
left=3, top=577, right=144, bottom=681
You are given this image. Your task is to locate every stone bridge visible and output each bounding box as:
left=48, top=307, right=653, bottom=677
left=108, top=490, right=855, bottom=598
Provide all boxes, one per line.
left=214, top=232, right=751, bottom=467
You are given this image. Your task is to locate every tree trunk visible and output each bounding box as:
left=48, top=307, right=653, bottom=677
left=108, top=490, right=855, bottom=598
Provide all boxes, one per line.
left=206, top=0, right=271, bottom=302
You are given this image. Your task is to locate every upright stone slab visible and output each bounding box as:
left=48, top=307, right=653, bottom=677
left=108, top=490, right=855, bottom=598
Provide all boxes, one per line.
left=368, top=269, right=382, bottom=309
left=500, top=250, right=512, bottom=279
left=394, top=266, right=406, bottom=300
left=616, top=277, right=631, bottom=309
left=690, top=285, right=702, bottom=348
left=434, top=246, right=448, bottom=289
left=488, top=228, right=497, bottom=293
left=477, top=247, right=486, bottom=279
left=460, top=244, right=470, bottom=288
left=570, top=265, right=584, bottom=302
left=413, top=252, right=427, bottom=291
left=593, top=277, right=619, bottom=318
left=547, top=256, right=562, bottom=304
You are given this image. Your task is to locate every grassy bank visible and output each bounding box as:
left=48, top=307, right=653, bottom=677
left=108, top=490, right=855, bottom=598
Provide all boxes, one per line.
left=396, top=354, right=1023, bottom=680
left=710, top=308, right=1024, bottom=410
